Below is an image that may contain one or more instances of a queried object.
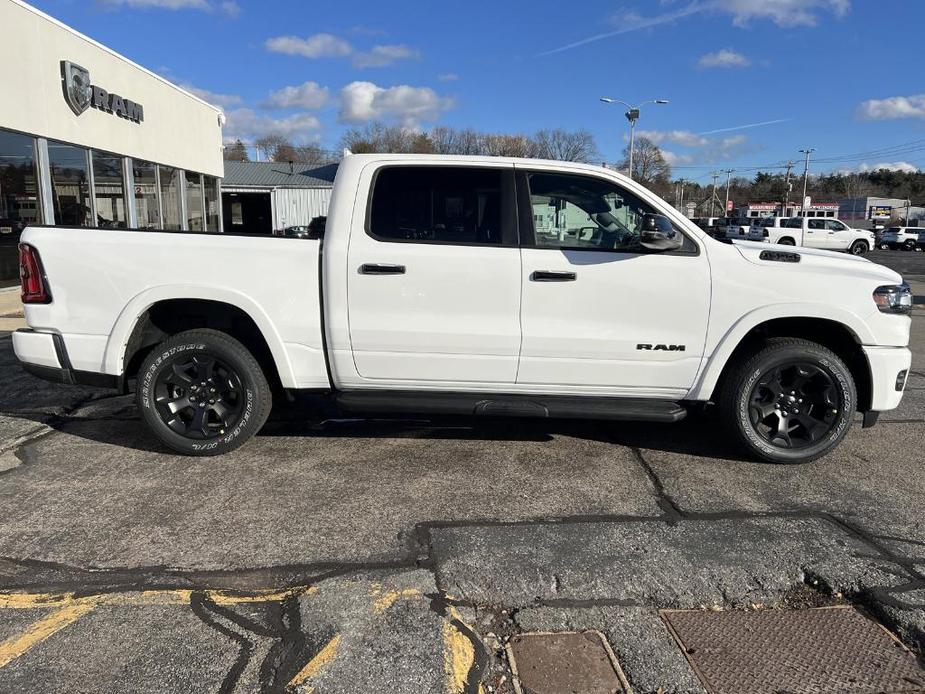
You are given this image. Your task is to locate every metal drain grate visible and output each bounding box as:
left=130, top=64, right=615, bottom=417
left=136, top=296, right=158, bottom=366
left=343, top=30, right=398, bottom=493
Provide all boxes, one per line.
left=506, top=630, right=631, bottom=694
left=662, top=606, right=925, bottom=694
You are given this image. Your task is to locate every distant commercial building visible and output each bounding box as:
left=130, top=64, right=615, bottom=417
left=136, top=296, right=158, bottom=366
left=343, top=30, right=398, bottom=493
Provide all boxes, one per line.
left=733, top=202, right=840, bottom=219
left=0, top=0, right=224, bottom=286
left=838, top=196, right=924, bottom=224
left=221, top=161, right=336, bottom=234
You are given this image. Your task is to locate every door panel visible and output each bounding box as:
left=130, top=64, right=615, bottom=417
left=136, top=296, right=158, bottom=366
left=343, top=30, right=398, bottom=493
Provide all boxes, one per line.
left=346, top=164, right=522, bottom=384
left=515, top=168, right=710, bottom=392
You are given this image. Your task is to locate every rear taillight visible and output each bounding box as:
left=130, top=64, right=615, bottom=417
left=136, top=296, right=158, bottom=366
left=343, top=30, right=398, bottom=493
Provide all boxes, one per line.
left=19, top=243, right=52, bottom=304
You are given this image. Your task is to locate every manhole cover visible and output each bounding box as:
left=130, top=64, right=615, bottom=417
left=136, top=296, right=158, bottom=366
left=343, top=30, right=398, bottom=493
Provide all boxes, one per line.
left=662, top=606, right=925, bottom=694
left=505, top=630, right=631, bottom=694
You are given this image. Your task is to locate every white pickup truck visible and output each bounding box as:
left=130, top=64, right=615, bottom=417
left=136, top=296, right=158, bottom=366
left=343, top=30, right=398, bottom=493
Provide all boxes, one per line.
left=767, top=217, right=875, bottom=255
left=13, top=154, right=913, bottom=463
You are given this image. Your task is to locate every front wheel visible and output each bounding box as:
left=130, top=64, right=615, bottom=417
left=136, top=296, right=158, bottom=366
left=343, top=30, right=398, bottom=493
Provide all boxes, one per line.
left=903, top=239, right=917, bottom=251
left=849, top=240, right=869, bottom=255
left=137, top=329, right=272, bottom=456
left=718, top=338, right=856, bottom=464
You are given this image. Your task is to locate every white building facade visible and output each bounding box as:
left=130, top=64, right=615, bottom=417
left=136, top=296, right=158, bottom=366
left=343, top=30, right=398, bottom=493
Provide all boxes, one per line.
left=0, top=0, right=225, bottom=285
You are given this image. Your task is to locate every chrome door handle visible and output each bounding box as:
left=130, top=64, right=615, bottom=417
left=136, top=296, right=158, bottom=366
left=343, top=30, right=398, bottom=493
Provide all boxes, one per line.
left=530, top=270, right=577, bottom=282
left=360, top=263, right=406, bottom=275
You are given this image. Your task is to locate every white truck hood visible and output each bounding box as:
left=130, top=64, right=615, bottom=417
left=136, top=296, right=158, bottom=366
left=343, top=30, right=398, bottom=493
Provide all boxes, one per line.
left=731, top=241, right=903, bottom=284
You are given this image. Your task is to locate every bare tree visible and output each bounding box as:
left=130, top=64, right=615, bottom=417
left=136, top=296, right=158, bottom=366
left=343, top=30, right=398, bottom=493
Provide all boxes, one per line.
left=618, top=137, right=671, bottom=185
left=254, top=134, right=289, bottom=161
left=481, top=134, right=535, bottom=158
left=532, top=128, right=599, bottom=163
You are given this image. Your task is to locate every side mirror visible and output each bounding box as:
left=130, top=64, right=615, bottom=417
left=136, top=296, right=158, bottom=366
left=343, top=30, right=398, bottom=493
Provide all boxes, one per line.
left=639, top=213, right=682, bottom=251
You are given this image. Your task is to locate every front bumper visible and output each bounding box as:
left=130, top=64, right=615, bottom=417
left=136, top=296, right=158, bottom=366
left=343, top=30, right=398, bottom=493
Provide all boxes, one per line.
left=13, top=328, right=120, bottom=389
left=863, top=345, right=912, bottom=413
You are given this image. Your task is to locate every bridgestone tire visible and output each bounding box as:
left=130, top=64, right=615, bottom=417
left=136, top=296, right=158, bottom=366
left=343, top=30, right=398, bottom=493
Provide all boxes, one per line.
left=137, top=329, right=272, bottom=456
left=849, top=240, right=868, bottom=255
left=718, top=338, right=856, bottom=464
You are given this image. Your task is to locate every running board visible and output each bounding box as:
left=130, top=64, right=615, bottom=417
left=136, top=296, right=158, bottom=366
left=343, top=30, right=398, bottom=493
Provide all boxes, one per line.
left=334, top=391, right=686, bottom=423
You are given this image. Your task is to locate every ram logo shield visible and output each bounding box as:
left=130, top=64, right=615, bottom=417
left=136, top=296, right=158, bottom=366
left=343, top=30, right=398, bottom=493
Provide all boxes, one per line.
left=62, top=61, right=92, bottom=116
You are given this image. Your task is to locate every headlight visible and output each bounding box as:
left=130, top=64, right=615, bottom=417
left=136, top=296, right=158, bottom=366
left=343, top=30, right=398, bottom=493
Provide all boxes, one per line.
left=873, top=283, right=913, bottom=314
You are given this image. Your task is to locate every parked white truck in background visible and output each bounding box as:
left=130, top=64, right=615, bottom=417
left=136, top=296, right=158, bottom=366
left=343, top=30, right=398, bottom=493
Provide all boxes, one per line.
left=13, top=155, right=913, bottom=463
left=764, top=217, right=875, bottom=255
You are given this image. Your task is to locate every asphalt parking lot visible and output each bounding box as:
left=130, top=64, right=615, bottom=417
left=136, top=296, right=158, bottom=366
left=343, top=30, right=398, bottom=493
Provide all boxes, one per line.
left=0, top=249, right=923, bottom=693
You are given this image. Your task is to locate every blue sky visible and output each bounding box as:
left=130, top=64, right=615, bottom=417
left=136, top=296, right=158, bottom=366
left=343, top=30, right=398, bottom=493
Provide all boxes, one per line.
left=30, top=0, right=925, bottom=183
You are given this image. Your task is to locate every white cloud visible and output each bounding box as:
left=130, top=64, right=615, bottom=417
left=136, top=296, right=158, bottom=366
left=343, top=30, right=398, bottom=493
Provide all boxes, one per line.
left=223, top=108, right=322, bottom=143
left=698, top=48, right=750, bottom=68
left=339, top=81, right=453, bottom=127
left=353, top=44, right=419, bottom=68
left=638, top=130, right=753, bottom=165
left=541, top=0, right=848, bottom=55
left=857, top=161, right=919, bottom=173
left=265, top=34, right=418, bottom=68
left=857, top=94, right=925, bottom=121
left=713, top=0, right=849, bottom=27
left=262, top=81, right=329, bottom=110
left=265, top=33, right=352, bottom=59
left=179, top=83, right=242, bottom=108
left=100, top=0, right=238, bottom=12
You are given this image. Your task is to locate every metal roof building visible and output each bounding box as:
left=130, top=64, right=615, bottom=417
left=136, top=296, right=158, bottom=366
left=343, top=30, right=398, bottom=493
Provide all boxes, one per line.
left=221, top=161, right=336, bottom=234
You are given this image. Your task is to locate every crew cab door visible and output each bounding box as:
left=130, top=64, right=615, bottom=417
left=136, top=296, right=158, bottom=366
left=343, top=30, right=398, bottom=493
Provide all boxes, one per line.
left=514, top=167, right=710, bottom=395
left=823, top=219, right=851, bottom=249
left=345, top=163, right=522, bottom=385
left=803, top=218, right=829, bottom=248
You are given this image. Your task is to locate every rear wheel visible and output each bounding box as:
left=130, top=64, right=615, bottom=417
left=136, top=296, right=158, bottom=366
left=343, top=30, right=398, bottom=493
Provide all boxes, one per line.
left=778, top=237, right=795, bottom=246
left=718, top=338, right=856, bottom=464
left=137, top=329, right=272, bottom=456
left=849, top=240, right=869, bottom=255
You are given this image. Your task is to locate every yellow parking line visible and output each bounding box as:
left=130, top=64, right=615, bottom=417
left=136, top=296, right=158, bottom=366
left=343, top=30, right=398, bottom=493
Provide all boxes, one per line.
left=0, top=598, right=101, bottom=668
left=287, top=633, right=342, bottom=690
left=442, top=605, right=482, bottom=694
left=371, top=588, right=421, bottom=614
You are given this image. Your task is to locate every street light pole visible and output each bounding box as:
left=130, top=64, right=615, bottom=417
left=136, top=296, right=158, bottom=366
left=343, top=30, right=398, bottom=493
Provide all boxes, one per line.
left=799, top=148, right=815, bottom=216
left=600, top=97, right=669, bottom=180
left=710, top=171, right=719, bottom=217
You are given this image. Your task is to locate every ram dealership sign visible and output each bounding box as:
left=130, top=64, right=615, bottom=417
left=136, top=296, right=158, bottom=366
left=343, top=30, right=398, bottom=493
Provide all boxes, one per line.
left=61, top=60, right=144, bottom=123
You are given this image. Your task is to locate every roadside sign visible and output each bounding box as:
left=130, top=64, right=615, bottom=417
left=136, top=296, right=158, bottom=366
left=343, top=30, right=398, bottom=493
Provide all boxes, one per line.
left=726, top=200, right=734, bottom=212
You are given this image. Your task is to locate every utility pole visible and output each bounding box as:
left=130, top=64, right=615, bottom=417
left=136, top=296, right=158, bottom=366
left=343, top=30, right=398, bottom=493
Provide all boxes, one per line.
left=723, top=169, right=735, bottom=216
left=679, top=179, right=686, bottom=212
left=782, top=160, right=794, bottom=216
left=709, top=171, right=719, bottom=217
left=799, top=148, right=815, bottom=216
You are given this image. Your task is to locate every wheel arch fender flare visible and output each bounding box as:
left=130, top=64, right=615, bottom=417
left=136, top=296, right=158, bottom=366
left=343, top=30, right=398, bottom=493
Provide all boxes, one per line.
left=103, top=285, right=298, bottom=388
left=687, top=303, right=873, bottom=401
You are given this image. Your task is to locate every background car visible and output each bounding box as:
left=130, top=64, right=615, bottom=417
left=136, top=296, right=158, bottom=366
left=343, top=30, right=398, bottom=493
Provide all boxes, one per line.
left=880, top=226, right=923, bottom=251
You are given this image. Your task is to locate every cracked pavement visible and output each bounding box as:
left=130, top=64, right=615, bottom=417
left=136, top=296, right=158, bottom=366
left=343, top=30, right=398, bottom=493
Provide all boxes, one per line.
left=0, top=257, right=922, bottom=693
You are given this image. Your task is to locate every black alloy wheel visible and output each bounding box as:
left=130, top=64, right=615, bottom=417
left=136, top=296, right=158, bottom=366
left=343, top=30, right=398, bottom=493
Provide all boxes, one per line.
left=153, top=354, right=243, bottom=439
left=137, top=329, right=272, bottom=456
left=748, top=362, right=841, bottom=450
left=719, top=337, right=856, bottom=464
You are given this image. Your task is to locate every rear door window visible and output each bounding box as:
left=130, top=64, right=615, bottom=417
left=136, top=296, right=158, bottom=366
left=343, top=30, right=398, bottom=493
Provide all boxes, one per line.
left=368, top=166, right=516, bottom=246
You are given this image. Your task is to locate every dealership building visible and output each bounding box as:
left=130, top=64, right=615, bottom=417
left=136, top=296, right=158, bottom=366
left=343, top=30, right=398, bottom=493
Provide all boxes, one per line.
left=0, top=0, right=225, bottom=285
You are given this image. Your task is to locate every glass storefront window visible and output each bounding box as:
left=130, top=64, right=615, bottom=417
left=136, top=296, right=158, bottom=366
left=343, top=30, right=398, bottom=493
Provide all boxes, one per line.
left=133, top=159, right=160, bottom=229
left=203, top=175, right=219, bottom=232
left=48, top=140, right=92, bottom=226
left=158, top=165, right=181, bottom=230
left=186, top=171, right=204, bottom=231
left=92, top=151, right=126, bottom=228
left=0, top=128, right=41, bottom=286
